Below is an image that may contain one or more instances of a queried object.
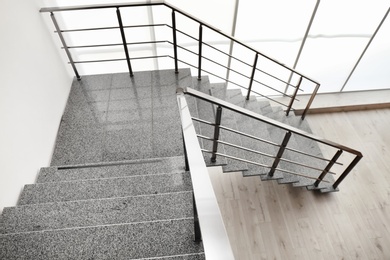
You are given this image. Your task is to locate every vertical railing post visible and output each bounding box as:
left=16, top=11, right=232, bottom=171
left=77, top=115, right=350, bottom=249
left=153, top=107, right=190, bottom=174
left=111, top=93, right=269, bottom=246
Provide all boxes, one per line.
left=210, top=106, right=222, bottom=162
left=269, top=131, right=291, bottom=177
left=193, top=194, right=202, bottom=242
left=171, top=10, right=179, bottom=73
left=333, top=155, right=362, bottom=189
left=116, top=7, right=134, bottom=77
left=286, top=76, right=302, bottom=116
left=301, top=83, right=320, bottom=120
left=182, top=131, right=190, bottom=171
left=198, top=24, right=203, bottom=80
left=50, top=12, right=81, bottom=80
left=311, top=149, right=343, bottom=188
left=246, top=53, right=258, bottom=100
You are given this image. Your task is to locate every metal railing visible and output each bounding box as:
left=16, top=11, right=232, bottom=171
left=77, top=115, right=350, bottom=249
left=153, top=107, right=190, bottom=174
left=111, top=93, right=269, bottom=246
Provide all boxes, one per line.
left=40, top=0, right=320, bottom=119
left=177, top=89, right=235, bottom=260
left=181, top=86, right=362, bottom=192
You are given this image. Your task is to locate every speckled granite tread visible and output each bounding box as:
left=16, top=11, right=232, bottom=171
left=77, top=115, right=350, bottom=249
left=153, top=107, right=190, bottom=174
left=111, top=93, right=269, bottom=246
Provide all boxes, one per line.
left=18, top=171, right=192, bottom=205
left=0, top=191, right=193, bottom=234
left=0, top=218, right=204, bottom=260
left=37, top=156, right=185, bottom=183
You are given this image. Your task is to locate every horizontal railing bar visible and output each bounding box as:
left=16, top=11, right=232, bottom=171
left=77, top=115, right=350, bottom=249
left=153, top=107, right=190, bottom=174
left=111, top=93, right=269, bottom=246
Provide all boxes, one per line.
left=57, top=23, right=167, bottom=33
left=275, top=167, right=330, bottom=183
left=197, top=134, right=214, bottom=141
left=279, top=158, right=336, bottom=175
left=202, top=149, right=270, bottom=168
left=174, top=58, right=290, bottom=107
left=198, top=135, right=336, bottom=174
left=201, top=149, right=329, bottom=182
left=252, top=78, right=299, bottom=100
left=174, top=26, right=302, bottom=90
left=246, top=88, right=290, bottom=107
left=40, top=1, right=166, bottom=12
left=255, top=68, right=304, bottom=92
left=72, top=55, right=169, bottom=64
left=193, top=117, right=342, bottom=165
left=285, top=147, right=343, bottom=166
left=176, top=44, right=253, bottom=83
left=65, top=40, right=168, bottom=49
left=192, top=117, right=215, bottom=126
left=219, top=125, right=279, bottom=147
left=217, top=139, right=275, bottom=159
left=186, top=87, right=362, bottom=157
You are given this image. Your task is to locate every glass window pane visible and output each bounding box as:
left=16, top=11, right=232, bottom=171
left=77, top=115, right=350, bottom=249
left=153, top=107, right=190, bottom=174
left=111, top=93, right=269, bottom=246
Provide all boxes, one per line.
left=296, top=0, right=389, bottom=92
left=344, top=9, right=390, bottom=91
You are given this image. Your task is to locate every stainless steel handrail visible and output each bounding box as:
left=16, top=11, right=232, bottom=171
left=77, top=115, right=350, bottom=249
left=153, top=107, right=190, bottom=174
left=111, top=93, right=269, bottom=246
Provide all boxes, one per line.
left=40, top=1, right=320, bottom=117
left=177, top=89, right=235, bottom=260
left=185, top=87, right=361, bottom=155
left=183, top=86, right=362, bottom=189
left=40, top=1, right=319, bottom=84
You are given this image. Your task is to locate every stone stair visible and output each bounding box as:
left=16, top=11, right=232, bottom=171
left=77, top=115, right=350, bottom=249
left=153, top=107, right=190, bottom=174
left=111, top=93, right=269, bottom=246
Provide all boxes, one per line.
left=193, top=80, right=336, bottom=193
left=0, top=69, right=205, bottom=259
left=0, top=68, right=337, bottom=259
left=0, top=158, right=205, bottom=259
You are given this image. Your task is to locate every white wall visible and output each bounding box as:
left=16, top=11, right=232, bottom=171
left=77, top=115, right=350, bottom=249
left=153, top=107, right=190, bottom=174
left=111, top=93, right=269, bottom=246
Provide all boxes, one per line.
left=0, top=0, right=73, bottom=212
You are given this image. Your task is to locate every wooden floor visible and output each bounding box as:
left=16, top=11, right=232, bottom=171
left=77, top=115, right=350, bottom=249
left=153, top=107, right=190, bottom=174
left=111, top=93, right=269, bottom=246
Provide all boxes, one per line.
left=209, top=108, right=390, bottom=260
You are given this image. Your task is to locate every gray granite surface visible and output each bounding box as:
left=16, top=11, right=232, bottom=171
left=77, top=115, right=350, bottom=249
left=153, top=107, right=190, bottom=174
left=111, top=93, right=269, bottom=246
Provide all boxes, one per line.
left=226, top=90, right=277, bottom=177
left=202, top=85, right=335, bottom=191
left=211, top=85, right=249, bottom=173
left=0, top=218, right=203, bottom=260
left=19, top=171, right=192, bottom=205
left=192, top=77, right=228, bottom=167
left=37, top=156, right=185, bottom=183
left=51, top=69, right=192, bottom=166
left=1, top=191, right=192, bottom=234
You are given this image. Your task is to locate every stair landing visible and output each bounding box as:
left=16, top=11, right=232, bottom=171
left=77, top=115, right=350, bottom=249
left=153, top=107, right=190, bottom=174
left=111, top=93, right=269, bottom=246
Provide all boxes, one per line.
left=51, top=69, right=193, bottom=166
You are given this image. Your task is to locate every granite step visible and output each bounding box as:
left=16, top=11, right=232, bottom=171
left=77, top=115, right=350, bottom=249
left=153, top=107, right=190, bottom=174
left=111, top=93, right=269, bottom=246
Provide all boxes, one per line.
left=230, top=93, right=279, bottom=177
left=37, top=156, right=185, bottom=183
left=18, top=171, right=192, bottom=205
left=283, top=111, right=334, bottom=190
left=1, top=191, right=193, bottom=234
left=262, top=105, right=333, bottom=189
left=0, top=218, right=204, bottom=260
left=260, top=104, right=300, bottom=184
left=210, top=84, right=249, bottom=173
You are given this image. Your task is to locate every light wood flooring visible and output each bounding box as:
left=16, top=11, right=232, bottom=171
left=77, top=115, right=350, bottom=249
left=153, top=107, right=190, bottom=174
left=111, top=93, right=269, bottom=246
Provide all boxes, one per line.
left=209, top=108, right=390, bottom=260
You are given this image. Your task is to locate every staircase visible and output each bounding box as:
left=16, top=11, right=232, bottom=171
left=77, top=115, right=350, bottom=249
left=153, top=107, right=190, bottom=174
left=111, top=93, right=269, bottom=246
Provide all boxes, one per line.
left=189, top=77, right=338, bottom=193
left=0, top=67, right=361, bottom=258
left=0, top=69, right=205, bottom=260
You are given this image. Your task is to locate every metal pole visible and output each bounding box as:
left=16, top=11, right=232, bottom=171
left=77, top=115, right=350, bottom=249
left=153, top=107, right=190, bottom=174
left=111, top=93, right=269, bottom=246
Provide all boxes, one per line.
left=313, top=149, right=343, bottom=187
left=269, top=131, right=291, bottom=177
left=198, top=24, right=203, bottom=80
left=116, top=7, right=134, bottom=77
left=286, top=76, right=302, bottom=116
left=284, top=0, right=320, bottom=94
left=246, top=53, right=258, bottom=100
left=182, top=130, right=189, bottom=171
left=50, top=12, right=81, bottom=80
left=301, top=83, right=320, bottom=120
left=172, top=10, right=179, bottom=73
left=340, top=7, right=390, bottom=92
left=211, top=106, right=222, bottom=162
left=333, top=155, right=362, bottom=189
left=193, top=194, right=202, bottom=242
left=225, top=0, right=240, bottom=82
